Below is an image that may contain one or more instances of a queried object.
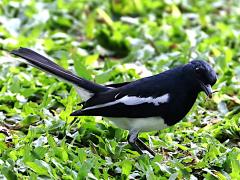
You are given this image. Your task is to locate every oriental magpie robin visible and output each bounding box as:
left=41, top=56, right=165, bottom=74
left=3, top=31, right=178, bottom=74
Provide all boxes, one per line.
left=11, top=48, right=217, bottom=156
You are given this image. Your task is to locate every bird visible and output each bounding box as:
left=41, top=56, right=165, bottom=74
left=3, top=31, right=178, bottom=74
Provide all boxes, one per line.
left=11, top=47, right=217, bottom=156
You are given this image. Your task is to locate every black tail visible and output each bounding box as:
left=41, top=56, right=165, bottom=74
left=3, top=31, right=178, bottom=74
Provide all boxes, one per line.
left=11, top=48, right=109, bottom=93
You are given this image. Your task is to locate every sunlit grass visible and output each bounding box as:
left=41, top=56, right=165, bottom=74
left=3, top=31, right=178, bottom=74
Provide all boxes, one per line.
left=0, top=0, right=240, bottom=179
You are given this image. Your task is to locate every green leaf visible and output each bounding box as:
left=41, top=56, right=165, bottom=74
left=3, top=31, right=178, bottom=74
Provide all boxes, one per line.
left=1, top=167, right=17, bottom=180
left=73, top=57, right=92, bottom=80
left=26, top=160, right=50, bottom=176
left=121, top=159, right=132, bottom=176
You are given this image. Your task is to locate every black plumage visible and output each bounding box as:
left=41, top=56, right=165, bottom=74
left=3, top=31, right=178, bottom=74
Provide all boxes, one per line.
left=73, top=66, right=198, bottom=124
left=11, top=48, right=217, bottom=156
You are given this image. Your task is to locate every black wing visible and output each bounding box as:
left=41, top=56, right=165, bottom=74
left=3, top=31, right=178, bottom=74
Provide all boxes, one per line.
left=71, top=74, right=172, bottom=118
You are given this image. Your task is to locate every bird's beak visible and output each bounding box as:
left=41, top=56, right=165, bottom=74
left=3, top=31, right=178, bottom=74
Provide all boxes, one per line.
left=200, top=82, right=213, bottom=98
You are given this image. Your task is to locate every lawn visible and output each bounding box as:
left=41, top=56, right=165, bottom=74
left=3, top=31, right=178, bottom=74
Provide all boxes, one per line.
left=0, top=0, right=240, bottom=179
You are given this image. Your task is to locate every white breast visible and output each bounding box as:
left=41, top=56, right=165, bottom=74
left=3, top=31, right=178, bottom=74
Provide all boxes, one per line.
left=109, top=117, right=168, bottom=132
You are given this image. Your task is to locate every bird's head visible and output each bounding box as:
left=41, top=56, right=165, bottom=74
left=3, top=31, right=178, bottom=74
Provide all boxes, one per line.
left=186, top=60, right=217, bottom=97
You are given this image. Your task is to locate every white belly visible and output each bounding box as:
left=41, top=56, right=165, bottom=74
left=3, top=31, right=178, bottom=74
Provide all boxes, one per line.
left=109, top=117, right=168, bottom=132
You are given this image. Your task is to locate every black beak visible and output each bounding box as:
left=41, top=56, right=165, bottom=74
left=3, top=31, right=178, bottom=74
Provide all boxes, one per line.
left=200, top=82, right=213, bottom=98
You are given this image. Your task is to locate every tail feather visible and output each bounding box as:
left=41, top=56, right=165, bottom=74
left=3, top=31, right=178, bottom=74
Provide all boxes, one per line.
left=11, top=48, right=110, bottom=95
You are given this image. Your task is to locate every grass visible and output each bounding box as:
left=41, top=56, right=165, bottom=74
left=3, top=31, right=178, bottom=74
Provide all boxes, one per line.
left=1, top=0, right=240, bottom=179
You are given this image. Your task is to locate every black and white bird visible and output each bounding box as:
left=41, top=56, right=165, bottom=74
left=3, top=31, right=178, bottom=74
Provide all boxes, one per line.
left=11, top=48, right=217, bottom=156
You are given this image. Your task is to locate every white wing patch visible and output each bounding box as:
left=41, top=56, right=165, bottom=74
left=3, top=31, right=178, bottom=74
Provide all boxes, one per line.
left=120, top=94, right=169, bottom=106
left=84, top=93, right=170, bottom=110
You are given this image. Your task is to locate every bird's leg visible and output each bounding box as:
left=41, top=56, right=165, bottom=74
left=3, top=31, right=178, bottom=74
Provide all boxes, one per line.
left=128, top=130, right=144, bottom=155
left=128, top=130, right=156, bottom=156
left=136, top=138, right=156, bottom=156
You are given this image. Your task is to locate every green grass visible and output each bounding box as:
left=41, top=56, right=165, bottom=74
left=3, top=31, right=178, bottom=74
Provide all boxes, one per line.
left=1, top=0, right=240, bottom=179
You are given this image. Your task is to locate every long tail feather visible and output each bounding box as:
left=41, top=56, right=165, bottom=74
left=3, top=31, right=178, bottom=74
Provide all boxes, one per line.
left=11, top=48, right=110, bottom=95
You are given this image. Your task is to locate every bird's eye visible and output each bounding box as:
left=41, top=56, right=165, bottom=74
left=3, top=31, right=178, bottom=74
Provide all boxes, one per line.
left=195, top=67, right=201, bottom=73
